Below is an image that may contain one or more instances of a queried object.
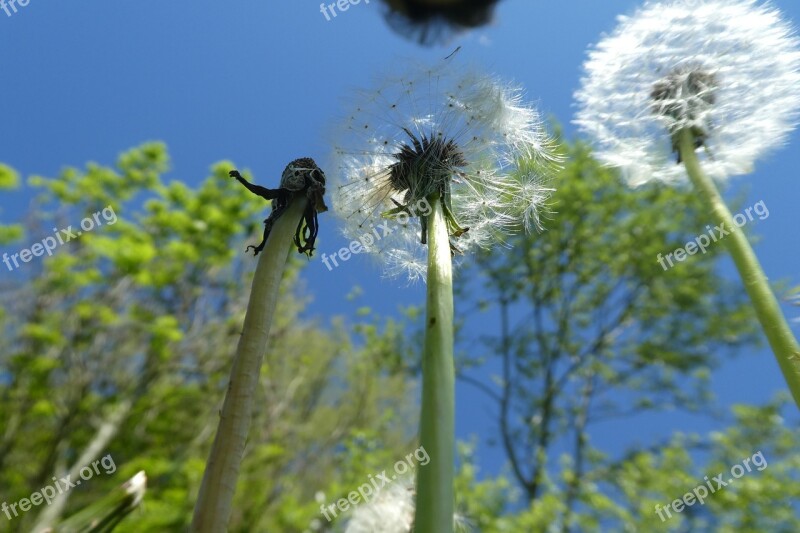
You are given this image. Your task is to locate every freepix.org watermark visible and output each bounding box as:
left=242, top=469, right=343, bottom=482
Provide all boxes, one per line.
left=319, top=445, right=430, bottom=522
left=321, top=197, right=432, bottom=272
left=2, top=454, right=117, bottom=522
left=654, top=450, right=767, bottom=522
left=2, top=205, right=118, bottom=272
left=1, top=0, right=31, bottom=17
left=319, top=0, right=370, bottom=21
left=657, top=200, right=769, bottom=271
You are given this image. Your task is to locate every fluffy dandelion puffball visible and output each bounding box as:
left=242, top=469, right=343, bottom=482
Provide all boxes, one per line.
left=331, top=58, right=557, bottom=282
left=344, top=479, right=415, bottom=533
left=343, top=478, right=471, bottom=533
left=575, top=0, right=800, bottom=187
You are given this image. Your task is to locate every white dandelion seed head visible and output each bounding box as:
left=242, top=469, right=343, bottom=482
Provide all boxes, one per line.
left=575, top=0, right=800, bottom=187
left=342, top=476, right=472, bottom=533
left=344, top=478, right=415, bottom=533
left=330, top=57, right=558, bottom=282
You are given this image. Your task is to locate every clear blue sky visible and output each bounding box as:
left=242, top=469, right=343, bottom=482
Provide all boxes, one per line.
left=2, top=0, right=799, bottom=484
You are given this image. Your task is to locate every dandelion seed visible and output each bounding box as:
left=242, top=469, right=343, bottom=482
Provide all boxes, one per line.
left=788, top=286, right=800, bottom=324
left=575, top=0, right=800, bottom=187
left=331, top=56, right=557, bottom=282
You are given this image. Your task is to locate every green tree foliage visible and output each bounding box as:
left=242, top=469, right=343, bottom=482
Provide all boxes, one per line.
left=1, top=142, right=797, bottom=532
left=453, top=397, right=800, bottom=532
left=0, top=145, right=417, bottom=532
left=450, top=139, right=796, bottom=530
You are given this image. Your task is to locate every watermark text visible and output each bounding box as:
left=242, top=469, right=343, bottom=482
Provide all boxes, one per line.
left=320, top=445, right=430, bottom=521
left=2, top=454, right=117, bottom=522
left=320, top=0, right=370, bottom=21
left=1, top=0, right=31, bottom=18
left=657, top=200, right=769, bottom=271
left=3, top=205, right=118, bottom=272
left=654, top=450, right=767, bottom=522
left=321, top=197, right=432, bottom=272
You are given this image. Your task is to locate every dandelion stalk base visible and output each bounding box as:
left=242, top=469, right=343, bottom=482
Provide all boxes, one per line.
left=415, top=193, right=455, bottom=533
left=678, top=128, right=800, bottom=409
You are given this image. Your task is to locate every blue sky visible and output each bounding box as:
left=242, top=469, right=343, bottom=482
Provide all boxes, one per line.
left=2, top=0, right=799, bottom=486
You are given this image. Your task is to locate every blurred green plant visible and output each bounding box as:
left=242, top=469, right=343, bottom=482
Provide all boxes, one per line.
left=51, top=471, right=146, bottom=533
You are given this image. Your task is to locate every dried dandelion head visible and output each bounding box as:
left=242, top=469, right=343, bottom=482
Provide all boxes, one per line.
left=575, top=0, right=800, bottom=186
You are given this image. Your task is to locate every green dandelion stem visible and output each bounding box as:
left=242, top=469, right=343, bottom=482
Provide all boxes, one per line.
left=415, top=193, right=456, bottom=533
left=679, top=128, right=800, bottom=409
left=191, top=195, right=309, bottom=532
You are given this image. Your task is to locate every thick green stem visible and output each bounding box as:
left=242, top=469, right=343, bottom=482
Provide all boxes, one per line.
left=191, top=196, right=308, bottom=532
left=414, top=194, right=455, bottom=533
left=678, top=129, right=800, bottom=409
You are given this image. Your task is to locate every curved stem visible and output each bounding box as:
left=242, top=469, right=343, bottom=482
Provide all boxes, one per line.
left=678, top=129, right=800, bottom=409
left=414, top=194, right=455, bottom=533
left=191, top=196, right=308, bottom=532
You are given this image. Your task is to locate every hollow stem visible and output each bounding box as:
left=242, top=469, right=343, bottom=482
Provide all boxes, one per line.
left=678, top=128, right=800, bottom=409
left=414, top=194, right=455, bottom=533
left=191, top=196, right=309, bottom=532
